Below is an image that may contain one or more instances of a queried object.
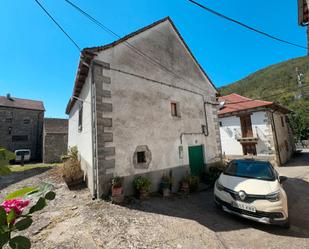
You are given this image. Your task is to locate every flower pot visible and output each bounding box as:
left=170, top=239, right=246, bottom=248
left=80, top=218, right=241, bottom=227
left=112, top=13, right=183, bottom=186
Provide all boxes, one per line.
left=112, top=187, right=123, bottom=197
left=180, top=181, right=189, bottom=194
left=139, top=189, right=149, bottom=200
left=111, top=187, right=124, bottom=204
left=162, top=188, right=170, bottom=197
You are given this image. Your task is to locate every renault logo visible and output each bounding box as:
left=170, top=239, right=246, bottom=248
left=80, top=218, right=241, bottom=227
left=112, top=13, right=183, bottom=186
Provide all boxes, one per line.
left=239, top=191, right=247, bottom=201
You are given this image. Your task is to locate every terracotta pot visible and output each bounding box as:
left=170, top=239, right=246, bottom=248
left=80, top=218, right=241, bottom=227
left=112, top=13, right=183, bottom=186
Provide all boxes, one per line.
left=139, top=189, right=149, bottom=200
left=180, top=181, right=189, bottom=194
left=112, top=187, right=123, bottom=197
left=111, top=187, right=124, bottom=204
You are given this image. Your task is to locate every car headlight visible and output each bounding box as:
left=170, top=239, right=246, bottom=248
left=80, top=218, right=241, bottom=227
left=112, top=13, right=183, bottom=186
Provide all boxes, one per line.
left=215, top=180, right=224, bottom=191
left=266, top=191, right=281, bottom=202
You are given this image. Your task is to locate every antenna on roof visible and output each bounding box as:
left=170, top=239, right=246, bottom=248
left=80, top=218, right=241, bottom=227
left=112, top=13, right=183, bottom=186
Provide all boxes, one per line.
left=219, top=100, right=225, bottom=109
left=6, top=93, right=13, bottom=101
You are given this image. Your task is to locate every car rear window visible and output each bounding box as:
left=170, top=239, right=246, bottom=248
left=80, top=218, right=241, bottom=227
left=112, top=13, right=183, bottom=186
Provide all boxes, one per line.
left=16, top=151, right=30, bottom=156
left=224, top=160, right=276, bottom=181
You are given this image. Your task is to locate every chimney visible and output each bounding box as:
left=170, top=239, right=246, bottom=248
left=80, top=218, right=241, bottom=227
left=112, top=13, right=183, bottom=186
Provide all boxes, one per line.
left=6, top=93, right=13, bottom=101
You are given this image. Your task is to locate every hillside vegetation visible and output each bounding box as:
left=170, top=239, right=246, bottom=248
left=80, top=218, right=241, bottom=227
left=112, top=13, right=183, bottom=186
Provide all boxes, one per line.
left=220, top=56, right=309, bottom=140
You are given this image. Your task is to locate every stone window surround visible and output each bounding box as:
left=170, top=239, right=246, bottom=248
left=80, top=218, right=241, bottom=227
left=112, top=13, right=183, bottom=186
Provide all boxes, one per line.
left=133, top=145, right=152, bottom=169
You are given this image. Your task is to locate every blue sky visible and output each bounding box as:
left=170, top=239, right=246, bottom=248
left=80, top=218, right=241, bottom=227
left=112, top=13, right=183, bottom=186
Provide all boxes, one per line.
left=0, top=0, right=307, bottom=118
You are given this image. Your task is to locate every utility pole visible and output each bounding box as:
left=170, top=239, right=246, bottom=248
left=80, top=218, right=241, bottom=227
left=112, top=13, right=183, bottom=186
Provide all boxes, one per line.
left=295, top=67, right=304, bottom=99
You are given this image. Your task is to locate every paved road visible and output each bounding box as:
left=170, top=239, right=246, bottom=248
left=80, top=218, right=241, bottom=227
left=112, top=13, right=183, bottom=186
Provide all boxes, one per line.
left=131, top=151, right=309, bottom=249
left=0, top=152, right=308, bottom=249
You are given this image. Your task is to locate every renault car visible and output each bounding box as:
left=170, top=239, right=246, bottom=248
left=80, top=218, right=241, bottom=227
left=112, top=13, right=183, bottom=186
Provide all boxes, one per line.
left=214, top=159, right=289, bottom=227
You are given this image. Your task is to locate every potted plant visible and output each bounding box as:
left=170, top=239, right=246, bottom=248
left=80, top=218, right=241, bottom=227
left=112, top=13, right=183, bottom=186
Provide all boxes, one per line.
left=188, top=175, right=200, bottom=192
left=111, top=176, right=124, bottom=204
left=160, top=174, right=172, bottom=197
left=133, top=176, right=151, bottom=200
left=180, top=175, right=190, bottom=194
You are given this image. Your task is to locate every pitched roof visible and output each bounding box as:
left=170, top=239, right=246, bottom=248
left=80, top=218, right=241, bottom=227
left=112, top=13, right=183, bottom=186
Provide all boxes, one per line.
left=218, top=93, right=290, bottom=115
left=66, top=17, right=216, bottom=114
left=0, top=95, right=45, bottom=111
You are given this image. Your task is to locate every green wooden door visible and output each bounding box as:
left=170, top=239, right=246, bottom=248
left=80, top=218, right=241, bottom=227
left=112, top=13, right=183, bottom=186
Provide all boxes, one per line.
left=188, top=145, right=204, bottom=176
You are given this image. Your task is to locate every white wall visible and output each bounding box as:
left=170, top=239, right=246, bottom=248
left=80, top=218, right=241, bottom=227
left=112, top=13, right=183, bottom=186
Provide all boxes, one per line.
left=68, top=75, right=94, bottom=194
left=220, top=111, right=274, bottom=157
left=96, top=20, right=220, bottom=178
left=251, top=111, right=273, bottom=156
left=219, top=116, right=243, bottom=156
left=272, top=112, right=293, bottom=164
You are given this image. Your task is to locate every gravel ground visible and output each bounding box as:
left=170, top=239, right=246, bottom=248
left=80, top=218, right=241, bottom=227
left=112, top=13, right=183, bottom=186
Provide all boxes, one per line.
left=0, top=152, right=309, bottom=249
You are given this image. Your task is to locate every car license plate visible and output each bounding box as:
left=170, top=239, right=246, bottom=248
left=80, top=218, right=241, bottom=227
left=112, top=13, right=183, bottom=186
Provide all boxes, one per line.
left=232, top=201, right=256, bottom=213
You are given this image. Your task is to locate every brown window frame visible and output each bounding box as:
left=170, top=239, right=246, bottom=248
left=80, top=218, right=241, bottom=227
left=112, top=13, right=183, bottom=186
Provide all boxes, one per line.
left=171, top=102, right=180, bottom=117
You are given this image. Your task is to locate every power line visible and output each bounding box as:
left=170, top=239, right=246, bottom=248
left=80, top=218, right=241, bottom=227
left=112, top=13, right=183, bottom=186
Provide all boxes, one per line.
left=63, top=0, right=212, bottom=94
left=188, top=0, right=308, bottom=51
left=34, top=0, right=81, bottom=52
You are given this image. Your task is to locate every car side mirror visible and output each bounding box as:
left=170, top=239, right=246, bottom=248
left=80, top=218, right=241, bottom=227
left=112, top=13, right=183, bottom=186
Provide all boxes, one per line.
left=279, top=176, right=287, bottom=183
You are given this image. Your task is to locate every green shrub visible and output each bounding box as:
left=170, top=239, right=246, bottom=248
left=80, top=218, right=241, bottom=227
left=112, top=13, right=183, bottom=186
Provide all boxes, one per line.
left=133, top=176, right=151, bottom=191
left=0, top=147, right=15, bottom=167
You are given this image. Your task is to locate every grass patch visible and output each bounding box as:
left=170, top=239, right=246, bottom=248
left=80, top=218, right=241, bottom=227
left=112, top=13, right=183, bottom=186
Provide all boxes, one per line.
left=0, top=165, right=12, bottom=176
left=8, top=163, right=61, bottom=173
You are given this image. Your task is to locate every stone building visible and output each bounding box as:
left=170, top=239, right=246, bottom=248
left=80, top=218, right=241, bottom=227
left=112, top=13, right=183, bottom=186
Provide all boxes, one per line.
left=219, top=93, right=295, bottom=166
left=43, top=118, right=68, bottom=163
left=66, top=17, right=222, bottom=198
left=0, top=94, right=44, bottom=161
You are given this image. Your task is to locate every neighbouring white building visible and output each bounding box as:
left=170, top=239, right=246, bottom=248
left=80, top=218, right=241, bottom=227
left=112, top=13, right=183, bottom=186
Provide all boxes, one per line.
left=219, top=93, right=294, bottom=166
left=66, top=17, right=222, bottom=198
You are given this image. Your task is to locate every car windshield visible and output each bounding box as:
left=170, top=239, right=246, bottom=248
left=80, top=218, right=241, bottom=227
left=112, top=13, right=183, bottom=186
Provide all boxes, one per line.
left=224, top=160, right=276, bottom=181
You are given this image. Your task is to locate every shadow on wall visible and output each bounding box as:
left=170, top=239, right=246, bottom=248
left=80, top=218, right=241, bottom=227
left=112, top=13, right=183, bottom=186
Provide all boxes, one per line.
left=124, top=177, right=309, bottom=239
left=0, top=167, right=52, bottom=190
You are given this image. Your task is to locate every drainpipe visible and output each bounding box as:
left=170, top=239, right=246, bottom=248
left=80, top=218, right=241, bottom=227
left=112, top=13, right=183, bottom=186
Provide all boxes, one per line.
left=270, top=111, right=282, bottom=166
left=180, top=96, right=211, bottom=144
left=90, top=62, right=98, bottom=199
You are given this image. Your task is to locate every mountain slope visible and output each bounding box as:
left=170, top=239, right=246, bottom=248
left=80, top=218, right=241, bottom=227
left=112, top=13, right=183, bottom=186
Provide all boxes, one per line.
left=220, top=56, right=309, bottom=140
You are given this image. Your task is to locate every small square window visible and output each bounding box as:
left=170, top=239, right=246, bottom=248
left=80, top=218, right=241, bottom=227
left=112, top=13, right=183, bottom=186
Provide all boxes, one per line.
left=137, top=151, right=146, bottom=163
left=12, top=135, right=28, bottom=142
left=5, top=118, right=12, bottom=123
left=171, top=102, right=180, bottom=117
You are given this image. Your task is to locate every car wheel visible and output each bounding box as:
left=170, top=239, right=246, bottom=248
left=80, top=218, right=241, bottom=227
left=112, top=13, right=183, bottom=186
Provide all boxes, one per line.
left=215, top=202, right=222, bottom=210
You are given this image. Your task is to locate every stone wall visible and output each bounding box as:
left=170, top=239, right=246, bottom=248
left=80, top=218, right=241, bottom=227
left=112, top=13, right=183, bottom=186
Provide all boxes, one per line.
left=0, top=107, right=44, bottom=160
left=43, top=118, right=68, bottom=163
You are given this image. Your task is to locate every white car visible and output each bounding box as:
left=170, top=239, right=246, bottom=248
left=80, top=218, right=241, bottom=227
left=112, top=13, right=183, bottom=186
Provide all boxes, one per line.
left=214, top=159, right=289, bottom=227
left=14, top=149, right=31, bottom=162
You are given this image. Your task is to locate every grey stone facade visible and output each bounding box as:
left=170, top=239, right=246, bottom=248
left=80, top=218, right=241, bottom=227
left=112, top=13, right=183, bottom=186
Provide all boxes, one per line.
left=67, top=17, right=221, bottom=199
left=0, top=106, right=44, bottom=161
left=43, top=118, right=68, bottom=163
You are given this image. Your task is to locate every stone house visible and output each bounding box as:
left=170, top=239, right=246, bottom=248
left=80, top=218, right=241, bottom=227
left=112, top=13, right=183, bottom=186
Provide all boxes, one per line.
left=43, top=118, right=68, bottom=163
left=0, top=94, right=44, bottom=161
left=219, top=93, right=294, bottom=166
left=66, top=17, right=221, bottom=198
